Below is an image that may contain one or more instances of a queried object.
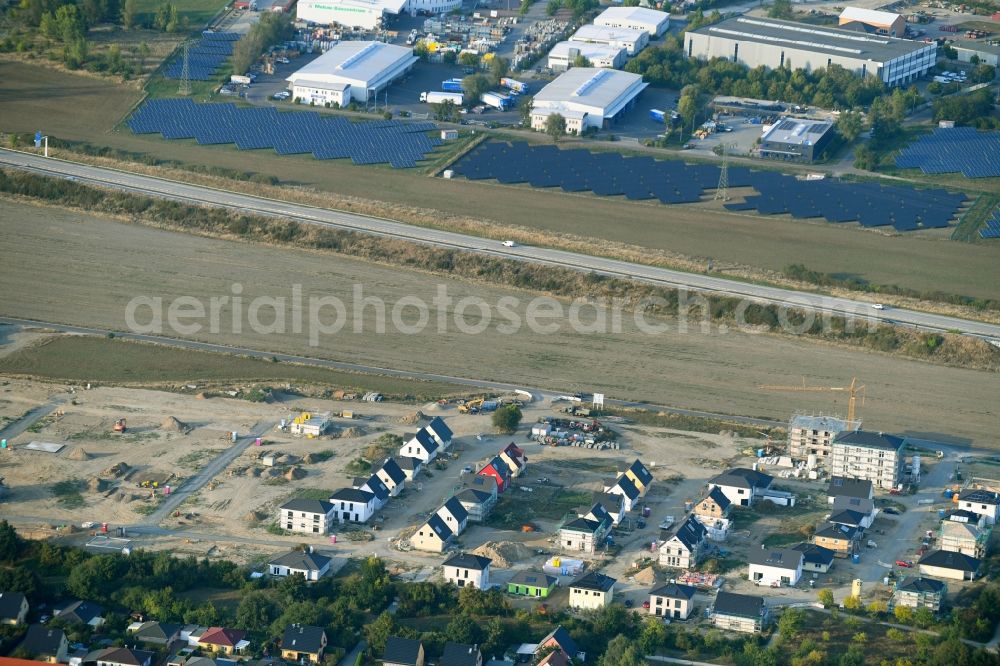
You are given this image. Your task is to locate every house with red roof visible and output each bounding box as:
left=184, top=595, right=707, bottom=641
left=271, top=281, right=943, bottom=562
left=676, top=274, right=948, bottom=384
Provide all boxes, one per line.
left=197, top=628, right=249, bottom=655
left=477, top=456, right=512, bottom=493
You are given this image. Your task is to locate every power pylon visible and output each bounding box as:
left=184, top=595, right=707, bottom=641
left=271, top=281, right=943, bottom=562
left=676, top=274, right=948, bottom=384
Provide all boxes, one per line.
left=178, top=42, right=191, bottom=96
left=714, top=142, right=731, bottom=201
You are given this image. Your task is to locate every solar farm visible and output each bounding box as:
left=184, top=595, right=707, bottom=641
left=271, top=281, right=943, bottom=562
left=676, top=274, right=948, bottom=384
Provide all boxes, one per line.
left=163, top=32, right=241, bottom=80
left=453, top=141, right=967, bottom=232
left=127, top=99, right=444, bottom=168
left=895, top=127, right=1000, bottom=179
left=981, top=207, right=1000, bottom=239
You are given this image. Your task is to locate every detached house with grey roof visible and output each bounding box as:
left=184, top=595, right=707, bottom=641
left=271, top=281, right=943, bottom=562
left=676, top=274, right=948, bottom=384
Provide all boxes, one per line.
left=329, top=487, right=376, bottom=524
left=0, top=591, right=28, bottom=625
left=278, top=498, right=336, bottom=535
left=559, top=503, right=612, bottom=554
left=374, top=458, right=406, bottom=497
left=712, top=592, right=768, bottom=633
left=436, top=496, right=469, bottom=536
left=708, top=468, right=774, bottom=507
left=442, top=553, right=492, bottom=589
left=268, top=550, right=332, bottom=580
left=402, top=428, right=439, bottom=463
left=411, top=514, right=454, bottom=553
left=956, top=489, right=1000, bottom=526
left=659, top=516, right=707, bottom=569
left=648, top=583, right=696, bottom=620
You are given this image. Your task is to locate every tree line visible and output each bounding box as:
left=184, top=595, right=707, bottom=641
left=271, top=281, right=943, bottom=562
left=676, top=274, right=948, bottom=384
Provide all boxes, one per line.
left=231, top=12, right=293, bottom=76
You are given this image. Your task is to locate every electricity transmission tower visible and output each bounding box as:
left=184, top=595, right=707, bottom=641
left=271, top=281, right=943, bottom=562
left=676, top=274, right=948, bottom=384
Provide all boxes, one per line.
left=714, top=142, right=732, bottom=201
left=178, top=42, right=191, bottom=96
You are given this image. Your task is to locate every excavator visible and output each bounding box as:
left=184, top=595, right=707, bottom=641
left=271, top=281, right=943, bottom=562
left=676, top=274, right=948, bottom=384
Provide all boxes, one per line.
left=458, top=398, right=485, bottom=414
left=113, top=418, right=127, bottom=433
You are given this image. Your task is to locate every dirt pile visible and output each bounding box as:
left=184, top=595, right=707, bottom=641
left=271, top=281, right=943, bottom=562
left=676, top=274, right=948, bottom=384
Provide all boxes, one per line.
left=633, top=566, right=656, bottom=585
left=105, top=462, right=130, bottom=477
left=397, top=410, right=426, bottom=425
left=284, top=467, right=306, bottom=481
left=471, top=541, right=531, bottom=569
left=88, top=477, right=111, bottom=492
left=342, top=426, right=365, bottom=438
left=243, top=510, right=266, bottom=523
left=66, top=447, right=91, bottom=461
left=161, top=416, right=192, bottom=433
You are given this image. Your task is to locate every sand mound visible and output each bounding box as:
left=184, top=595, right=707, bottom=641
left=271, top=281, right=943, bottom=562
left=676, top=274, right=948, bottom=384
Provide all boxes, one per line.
left=471, top=541, right=531, bottom=569
left=67, top=447, right=91, bottom=461
left=161, top=416, right=192, bottom=433
left=195, top=392, right=207, bottom=400
left=88, top=477, right=111, bottom=492
left=105, top=462, right=130, bottom=477
left=244, top=510, right=266, bottom=523
left=398, top=410, right=426, bottom=425
left=284, top=467, right=306, bottom=481
left=633, top=566, right=657, bottom=585
left=342, top=426, right=365, bottom=438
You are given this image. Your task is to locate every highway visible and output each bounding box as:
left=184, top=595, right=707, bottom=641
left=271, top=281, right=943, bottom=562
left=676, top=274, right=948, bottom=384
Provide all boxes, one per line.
left=1, top=149, right=998, bottom=340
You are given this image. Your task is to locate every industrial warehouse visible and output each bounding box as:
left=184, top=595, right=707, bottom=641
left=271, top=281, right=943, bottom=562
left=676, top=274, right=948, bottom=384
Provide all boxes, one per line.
left=838, top=6, right=907, bottom=37
left=569, top=23, right=649, bottom=56
left=530, top=68, right=648, bottom=134
left=548, top=41, right=626, bottom=71
left=685, top=17, right=937, bottom=87
left=285, top=41, right=418, bottom=106
left=295, top=0, right=406, bottom=30
left=593, top=6, right=670, bottom=37
left=758, top=118, right=835, bottom=163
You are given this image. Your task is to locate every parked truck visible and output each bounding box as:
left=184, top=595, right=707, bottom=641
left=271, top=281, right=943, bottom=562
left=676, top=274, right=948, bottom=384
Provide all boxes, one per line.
left=481, top=91, right=512, bottom=111
left=500, top=77, right=528, bottom=94
left=420, top=91, right=464, bottom=105
left=442, top=78, right=464, bottom=93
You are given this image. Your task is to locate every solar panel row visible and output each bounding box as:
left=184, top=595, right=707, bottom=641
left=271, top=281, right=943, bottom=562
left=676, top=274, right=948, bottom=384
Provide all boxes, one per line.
left=127, top=98, right=442, bottom=168
left=451, top=141, right=965, bottom=232
left=980, top=207, right=1000, bottom=239
left=163, top=31, right=242, bottom=81
left=896, top=127, right=1000, bottom=179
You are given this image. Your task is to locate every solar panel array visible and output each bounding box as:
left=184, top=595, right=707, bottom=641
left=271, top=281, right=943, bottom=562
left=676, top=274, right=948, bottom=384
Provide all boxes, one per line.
left=164, top=32, right=241, bottom=80
left=895, top=127, right=1000, bottom=179
left=452, top=141, right=966, bottom=232
left=980, top=207, right=1000, bottom=239
left=127, top=98, right=442, bottom=168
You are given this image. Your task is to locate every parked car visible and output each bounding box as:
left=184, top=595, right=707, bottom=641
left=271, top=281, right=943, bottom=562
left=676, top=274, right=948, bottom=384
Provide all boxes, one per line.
left=883, top=507, right=900, bottom=515
left=624, top=599, right=634, bottom=608
left=872, top=303, right=885, bottom=310
left=642, top=600, right=651, bottom=609
left=895, top=560, right=913, bottom=568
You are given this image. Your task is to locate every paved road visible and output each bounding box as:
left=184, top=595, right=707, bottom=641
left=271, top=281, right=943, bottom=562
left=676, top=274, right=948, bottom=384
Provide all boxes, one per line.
left=1, top=149, right=998, bottom=340
left=142, top=420, right=274, bottom=525
left=0, top=395, right=69, bottom=441
left=0, top=316, right=785, bottom=429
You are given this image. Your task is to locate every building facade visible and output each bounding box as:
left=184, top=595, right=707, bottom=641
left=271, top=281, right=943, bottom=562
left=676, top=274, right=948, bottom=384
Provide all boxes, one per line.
left=568, top=572, right=616, bottom=610
left=830, top=431, right=906, bottom=490
left=279, top=499, right=336, bottom=535
left=790, top=415, right=854, bottom=461
left=648, top=583, right=696, bottom=619
left=442, top=554, right=491, bottom=589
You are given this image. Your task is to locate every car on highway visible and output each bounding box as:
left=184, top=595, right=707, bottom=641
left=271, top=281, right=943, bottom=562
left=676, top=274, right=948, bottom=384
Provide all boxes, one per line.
left=502, top=240, right=516, bottom=247
left=872, top=303, right=886, bottom=310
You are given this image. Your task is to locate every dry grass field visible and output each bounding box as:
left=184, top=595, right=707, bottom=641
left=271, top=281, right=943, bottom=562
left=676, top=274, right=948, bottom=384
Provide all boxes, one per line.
left=1, top=198, right=997, bottom=447
left=1, top=62, right=996, bottom=301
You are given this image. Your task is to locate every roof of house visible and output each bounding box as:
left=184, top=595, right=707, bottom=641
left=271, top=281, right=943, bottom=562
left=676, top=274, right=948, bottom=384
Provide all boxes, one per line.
left=612, top=474, right=640, bottom=500
left=539, top=626, right=578, bottom=658
left=198, top=627, right=247, bottom=647
left=958, top=489, right=1000, bottom=505
left=833, top=430, right=905, bottom=451
left=626, top=459, right=654, bottom=486
left=508, top=570, right=557, bottom=588
left=941, top=521, right=983, bottom=540
left=427, top=416, right=453, bottom=442
left=443, top=553, right=492, bottom=571
left=0, top=592, right=27, bottom=621
left=377, top=458, right=406, bottom=485
left=0, top=658, right=66, bottom=666
left=649, top=583, right=697, bottom=600
left=92, top=647, right=155, bottom=666
left=279, top=498, right=333, bottom=514
left=832, top=496, right=875, bottom=514
left=710, top=467, right=773, bottom=490
left=829, top=509, right=867, bottom=527
left=440, top=643, right=481, bottom=666
left=592, top=492, right=625, bottom=516
left=827, top=477, right=873, bottom=499
left=919, top=549, right=981, bottom=572
left=269, top=550, right=332, bottom=572
left=749, top=548, right=803, bottom=570
left=456, top=488, right=492, bottom=505
left=791, top=414, right=851, bottom=432
left=570, top=571, right=616, bottom=592
left=423, top=514, right=454, bottom=542
left=896, top=576, right=946, bottom=594
left=329, top=487, right=375, bottom=504
left=704, top=486, right=732, bottom=511
left=132, top=621, right=182, bottom=641
left=381, top=636, right=423, bottom=666
left=394, top=455, right=423, bottom=471
left=945, top=509, right=981, bottom=523
left=502, top=442, right=525, bottom=459
left=19, top=626, right=66, bottom=657
left=412, top=428, right=438, bottom=453
left=463, top=474, right=498, bottom=493
left=440, top=496, right=470, bottom=523
left=482, top=456, right=512, bottom=480
left=55, top=600, right=103, bottom=625
left=670, top=515, right=707, bottom=551
left=792, top=543, right=836, bottom=566
left=814, top=522, right=860, bottom=540
left=713, top=592, right=765, bottom=619
left=536, top=650, right=568, bottom=666
left=561, top=516, right=604, bottom=534
left=281, top=625, right=326, bottom=654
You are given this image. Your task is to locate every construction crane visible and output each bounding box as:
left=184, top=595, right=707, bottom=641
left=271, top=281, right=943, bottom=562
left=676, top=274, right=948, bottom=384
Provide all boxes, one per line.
left=758, top=376, right=866, bottom=425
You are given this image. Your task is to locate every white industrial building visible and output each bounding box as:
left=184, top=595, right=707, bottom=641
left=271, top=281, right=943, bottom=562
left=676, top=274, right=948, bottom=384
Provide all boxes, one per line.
left=530, top=67, right=648, bottom=134
left=838, top=7, right=906, bottom=38
left=686, top=16, right=936, bottom=87
left=286, top=41, right=418, bottom=106
left=570, top=24, right=649, bottom=56
left=594, top=6, right=669, bottom=37
left=548, top=41, right=626, bottom=71
left=296, top=0, right=407, bottom=30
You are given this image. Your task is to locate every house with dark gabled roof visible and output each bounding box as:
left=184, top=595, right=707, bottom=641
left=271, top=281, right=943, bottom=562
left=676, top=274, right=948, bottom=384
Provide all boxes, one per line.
left=659, top=516, right=707, bottom=569
left=708, top=468, right=774, bottom=507
left=507, top=571, right=557, bottom=597
left=268, top=550, right=332, bottom=580
left=831, top=496, right=875, bottom=528
left=393, top=456, right=424, bottom=481
left=559, top=503, right=612, bottom=555
left=329, top=487, right=376, bottom=524
left=436, top=496, right=469, bottom=536
left=713, top=592, right=768, bottom=633
left=793, top=543, right=835, bottom=573
left=478, top=457, right=512, bottom=494
left=440, top=643, right=481, bottom=666
left=536, top=626, right=583, bottom=662
left=443, top=553, right=492, bottom=589
left=381, top=637, right=424, bottom=666
left=375, top=458, right=406, bottom=496
left=748, top=548, right=804, bottom=587
left=604, top=474, right=641, bottom=512
left=827, top=477, right=873, bottom=504
left=892, top=577, right=946, bottom=612
left=402, top=428, right=438, bottom=462
left=0, top=591, right=28, bottom=625
left=828, top=508, right=867, bottom=530
left=623, top=459, right=653, bottom=495
left=411, top=514, right=453, bottom=553
left=426, top=417, right=454, bottom=452
left=128, top=621, right=182, bottom=646
left=694, top=486, right=732, bottom=520
left=498, top=443, right=527, bottom=479
left=456, top=488, right=496, bottom=523
left=53, top=600, right=104, bottom=628
left=592, top=492, right=626, bottom=525
left=813, top=522, right=861, bottom=556
left=280, top=624, right=327, bottom=663
left=957, top=489, right=1000, bottom=526
left=92, top=647, right=155, bottom=666
left=278, top=498, right=336, bottom=535
left=918, top=549, right=981, bottom=581
left=357, top=474, right=390, bottom=510
left=17, top=625, right=68, bottom=663
left=569, top=572, right=616, bottom=609
left=648, top=583, right=696, bottom=620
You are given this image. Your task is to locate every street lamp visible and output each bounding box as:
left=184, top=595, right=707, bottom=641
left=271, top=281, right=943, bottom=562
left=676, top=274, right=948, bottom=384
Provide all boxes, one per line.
left=34, top=130, right=49, bottom=157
